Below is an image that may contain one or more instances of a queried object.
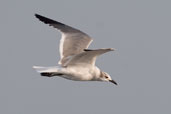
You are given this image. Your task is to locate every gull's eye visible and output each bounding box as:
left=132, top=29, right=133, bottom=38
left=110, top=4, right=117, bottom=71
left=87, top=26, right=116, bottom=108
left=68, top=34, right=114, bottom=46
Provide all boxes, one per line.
left=105, top=76, right=108, bottom=78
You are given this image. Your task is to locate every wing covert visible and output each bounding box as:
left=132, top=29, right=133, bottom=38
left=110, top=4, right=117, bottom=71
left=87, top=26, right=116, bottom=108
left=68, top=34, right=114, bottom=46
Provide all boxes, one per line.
left=65, top=48, right=115, bottom=66
left=35, top=14, right=93, bottom=66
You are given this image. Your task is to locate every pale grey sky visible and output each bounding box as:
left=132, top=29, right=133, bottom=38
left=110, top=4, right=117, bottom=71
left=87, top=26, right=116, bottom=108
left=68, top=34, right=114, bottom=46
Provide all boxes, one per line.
left=0, top=0, right=171, bottom=114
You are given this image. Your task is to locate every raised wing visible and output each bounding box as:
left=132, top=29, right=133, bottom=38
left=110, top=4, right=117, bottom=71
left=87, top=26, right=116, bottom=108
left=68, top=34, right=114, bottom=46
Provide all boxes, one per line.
left=65, top=48, right=115, bottom=66
left=35, top=14, right=93, bottom=66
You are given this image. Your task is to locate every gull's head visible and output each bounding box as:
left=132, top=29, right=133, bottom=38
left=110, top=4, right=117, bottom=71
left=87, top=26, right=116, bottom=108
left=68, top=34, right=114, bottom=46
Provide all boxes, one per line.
left=100, top=72, right=117, bottom=85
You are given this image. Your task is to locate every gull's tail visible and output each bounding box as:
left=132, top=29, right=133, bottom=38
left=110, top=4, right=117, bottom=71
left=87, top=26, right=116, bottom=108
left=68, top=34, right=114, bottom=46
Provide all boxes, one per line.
left=33, top=66, right=63, bottom=77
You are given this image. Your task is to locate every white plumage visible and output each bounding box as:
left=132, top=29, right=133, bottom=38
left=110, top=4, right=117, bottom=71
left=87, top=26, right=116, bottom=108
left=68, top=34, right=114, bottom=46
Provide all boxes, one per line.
left=33, top=14, right=117, bottom=85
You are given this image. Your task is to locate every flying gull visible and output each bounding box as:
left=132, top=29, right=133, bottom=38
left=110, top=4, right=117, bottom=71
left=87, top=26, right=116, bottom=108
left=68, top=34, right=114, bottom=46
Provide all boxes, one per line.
left=33, top=14, right=117, bottom=85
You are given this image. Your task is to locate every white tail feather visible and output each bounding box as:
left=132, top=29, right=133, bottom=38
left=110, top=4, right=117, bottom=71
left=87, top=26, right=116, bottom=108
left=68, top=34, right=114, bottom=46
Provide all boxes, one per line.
left=33, top=66, right=60, bottom=73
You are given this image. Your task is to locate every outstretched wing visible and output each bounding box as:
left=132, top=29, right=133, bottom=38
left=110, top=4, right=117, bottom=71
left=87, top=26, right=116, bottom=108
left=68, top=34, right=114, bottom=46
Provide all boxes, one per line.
left=35, top=14, right=93, bottom=66
left=65, top=48, right=115, bottom=66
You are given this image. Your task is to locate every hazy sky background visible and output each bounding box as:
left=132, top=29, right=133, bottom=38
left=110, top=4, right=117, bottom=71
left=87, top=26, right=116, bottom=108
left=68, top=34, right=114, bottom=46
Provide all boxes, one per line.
left=0, top=0, right=171, bottom=113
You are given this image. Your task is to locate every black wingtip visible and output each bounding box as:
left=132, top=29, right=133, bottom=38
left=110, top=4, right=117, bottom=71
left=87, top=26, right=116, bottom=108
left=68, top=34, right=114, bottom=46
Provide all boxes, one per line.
left=35, top=13, right=41, bottom=19
left=35, top=14, right=44, bottom=20
left=40, top=72, right=52, bottom=76
left=84, top=49, right=93, bottom=51
left=35, top=13, right=38, bottom=17
left=34, top=13, right=65, bottom=26
left=34, top=13, right=55, bottom=24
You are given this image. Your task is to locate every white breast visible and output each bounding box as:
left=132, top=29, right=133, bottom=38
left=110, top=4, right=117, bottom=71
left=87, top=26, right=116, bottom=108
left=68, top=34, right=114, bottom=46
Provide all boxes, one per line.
left=61, top=64, right=100, bottom=81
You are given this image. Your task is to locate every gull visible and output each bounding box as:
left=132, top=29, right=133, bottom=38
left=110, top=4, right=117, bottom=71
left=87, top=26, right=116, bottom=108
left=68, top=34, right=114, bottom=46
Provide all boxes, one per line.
left=33, top=14, right=117, bottom=85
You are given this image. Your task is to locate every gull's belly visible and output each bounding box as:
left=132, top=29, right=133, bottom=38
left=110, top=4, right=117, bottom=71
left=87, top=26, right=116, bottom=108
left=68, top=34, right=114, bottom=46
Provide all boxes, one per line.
left=62, top=66, right=97, bottom=81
